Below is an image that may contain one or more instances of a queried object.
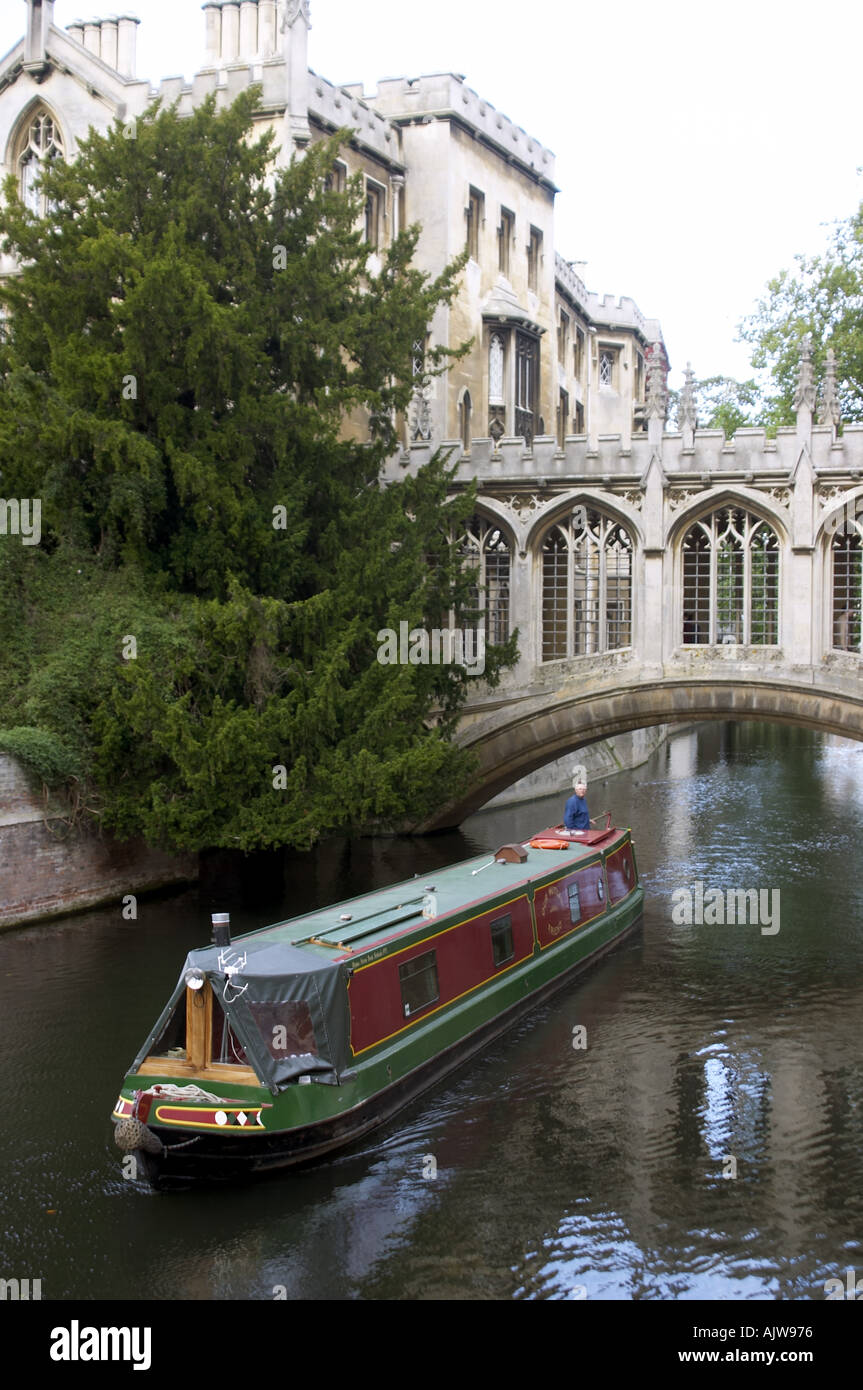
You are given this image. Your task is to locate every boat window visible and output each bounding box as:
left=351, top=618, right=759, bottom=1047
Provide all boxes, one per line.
left=567, top=883, right=581, bottom=924
left=597, top=876, right=605, bottom=901
left=150, top=999, right=187, bottom=1060
left=399, top=950, right=440, bottom=1017
left=250, top=1002, right=318, bottom=1060
left=490, top=913, right=514, bottom=966
left=210, top=997, right=248, bottom=1065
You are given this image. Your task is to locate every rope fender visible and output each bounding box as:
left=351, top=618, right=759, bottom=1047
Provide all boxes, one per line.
left=113, top=1116, right=164, bottom=1156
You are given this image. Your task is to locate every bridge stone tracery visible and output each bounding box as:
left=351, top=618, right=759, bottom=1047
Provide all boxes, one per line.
left=383, top=340, right=863, bottom=827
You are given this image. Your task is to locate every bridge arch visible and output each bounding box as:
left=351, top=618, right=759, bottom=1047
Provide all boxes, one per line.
left=420, top=676, right=863, bottom=828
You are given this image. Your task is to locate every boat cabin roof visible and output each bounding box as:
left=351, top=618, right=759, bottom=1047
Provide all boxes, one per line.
left=229, top=826, right=629, bottom=965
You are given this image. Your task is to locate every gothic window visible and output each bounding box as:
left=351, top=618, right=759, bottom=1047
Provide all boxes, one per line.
left=17, top=108, right=64, bottom=217
left=541, top=509, right=633, bottom=661
left=498, top=208, right=514, bottom=277
left=681, top=508, right=779, bottom=646
left=527, top=226, right=542, bottom=293
left=599, top=349, right=616, bottom=389
left=459, top=515, right=511, bottom=646
left=831, top=530, right=862, bottom=653
left=515, top=330, right=539, bottom=445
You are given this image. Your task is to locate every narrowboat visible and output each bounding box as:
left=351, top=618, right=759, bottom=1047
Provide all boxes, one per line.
left=112, top=819, right=643, bottom=1187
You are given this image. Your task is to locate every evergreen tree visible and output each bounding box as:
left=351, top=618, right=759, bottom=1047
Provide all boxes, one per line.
left=0, top=91, right=516, bottom=850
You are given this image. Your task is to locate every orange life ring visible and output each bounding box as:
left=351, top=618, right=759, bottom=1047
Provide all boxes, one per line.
left=529, top=837, right=570, bottom=850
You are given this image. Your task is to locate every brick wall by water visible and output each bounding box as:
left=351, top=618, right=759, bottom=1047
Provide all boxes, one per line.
left=0, top=755, right=198, bottom=930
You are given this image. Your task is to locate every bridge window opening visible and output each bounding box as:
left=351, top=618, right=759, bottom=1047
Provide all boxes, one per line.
left=458, top=515, right=511, bottom=645
left=541, top=510, right=633, bottom=661
left=399, top=950, right=440, bottom=1017
left=832, top=531, right=862, bottom=652
left=541, top=527, right=569, bottom=660
left=490, top=914, right=514, bottom=966
left=682, top=508, right=779, bottom=645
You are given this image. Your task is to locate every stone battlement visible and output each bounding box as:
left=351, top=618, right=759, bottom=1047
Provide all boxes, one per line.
left=387, top=421, right=863, bottom=485
left=363, top=73, right=556, bottom=189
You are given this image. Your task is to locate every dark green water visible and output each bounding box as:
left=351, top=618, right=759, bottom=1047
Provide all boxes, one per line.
left=2, top=722, right=862, bottom=1300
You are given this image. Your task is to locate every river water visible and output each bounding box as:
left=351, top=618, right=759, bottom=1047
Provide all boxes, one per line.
left=2, top=721, right=862, bottom=1301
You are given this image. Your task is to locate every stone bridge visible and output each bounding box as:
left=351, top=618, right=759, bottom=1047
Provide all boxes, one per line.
left=391, top=342, right=863, bottom=827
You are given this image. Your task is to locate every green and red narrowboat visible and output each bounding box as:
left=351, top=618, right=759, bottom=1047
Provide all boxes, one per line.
left=111, top=820, right=643, bottom=1187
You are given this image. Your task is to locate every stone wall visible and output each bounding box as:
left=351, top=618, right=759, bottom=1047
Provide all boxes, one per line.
left=0, top=755, right=198, bottom=931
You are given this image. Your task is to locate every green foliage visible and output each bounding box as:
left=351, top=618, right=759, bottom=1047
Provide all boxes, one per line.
left=739, top=201, right=863, bottom=427
left=0, top=725, right=82, bottom=788
left=0, top=93, right=510, bottom=851
left=695, top=375, right=762, bottom=437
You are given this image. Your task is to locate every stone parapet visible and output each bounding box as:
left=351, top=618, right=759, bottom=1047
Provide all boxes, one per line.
left=364, top=73, right=556, bottom=190
left=308, top=73, right=402, bottom=165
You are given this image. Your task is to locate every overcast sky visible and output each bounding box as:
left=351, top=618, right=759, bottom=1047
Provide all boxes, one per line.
left=4, top=0, right=862, bottom=388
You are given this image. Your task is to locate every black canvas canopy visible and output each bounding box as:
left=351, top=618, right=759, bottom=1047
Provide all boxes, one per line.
left=133, top=938, right=350, bottom=1094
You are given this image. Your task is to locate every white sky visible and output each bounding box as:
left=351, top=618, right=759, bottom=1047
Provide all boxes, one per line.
left=4, top=0, right=863, bottom=389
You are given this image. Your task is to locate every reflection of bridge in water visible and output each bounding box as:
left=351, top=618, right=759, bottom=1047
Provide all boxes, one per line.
left=394, top=341, right=863, bottom=827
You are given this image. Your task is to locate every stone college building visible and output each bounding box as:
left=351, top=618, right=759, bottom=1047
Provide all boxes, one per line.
left=0, top=0, right=667, bottom=457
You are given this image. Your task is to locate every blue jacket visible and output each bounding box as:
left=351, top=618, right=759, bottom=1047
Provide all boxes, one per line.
left=564, top=793, right=590, bottom=830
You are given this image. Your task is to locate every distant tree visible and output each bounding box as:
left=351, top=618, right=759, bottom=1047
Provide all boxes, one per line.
left=667, top=374, right=762, bottom=437
left=739, top=199, right=863, bottom=427
left=0, top=92, right=515, bottom=851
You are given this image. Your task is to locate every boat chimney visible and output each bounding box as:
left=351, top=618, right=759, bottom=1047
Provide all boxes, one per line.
left=211, top=911, right=231, bottom=947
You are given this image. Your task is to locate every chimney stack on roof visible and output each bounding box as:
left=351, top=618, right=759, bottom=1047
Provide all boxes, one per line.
left=65, top=13, right=139, bottom=77
left=202, top=0, right=283, bottom=67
